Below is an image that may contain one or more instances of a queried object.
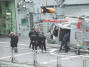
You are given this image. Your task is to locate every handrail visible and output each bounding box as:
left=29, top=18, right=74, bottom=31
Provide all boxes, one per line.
left=0, top=60, right=34, bottom=67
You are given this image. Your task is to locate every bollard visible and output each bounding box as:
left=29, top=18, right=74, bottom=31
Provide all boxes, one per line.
left=11, top=47, right=15, bottom=63
left=57, top=52, right=61, bottom=67
left=83, top=56, right=86, bottom=67
left=57, top=55, right=59, bottom=67
left=33, top=49, right=38, bottom=67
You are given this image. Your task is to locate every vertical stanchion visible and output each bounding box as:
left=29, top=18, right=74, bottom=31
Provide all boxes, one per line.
left=33, top=49, right=38, bottom=67
left=57, top=55, right=59, bottom=67
left=83, top=56, right=86, bottom=67
left=77, top=48, right=80, bottom=55
left=59, top=53, right=61, bottom=67
left=57, top=52, right=61, bottom=67
left=11, top=47, right=15, bottom=63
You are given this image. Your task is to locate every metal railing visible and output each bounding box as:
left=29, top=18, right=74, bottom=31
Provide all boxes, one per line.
left=57, top=54, right=89, bottom=67
left=0, top=60, right=34, bottom=67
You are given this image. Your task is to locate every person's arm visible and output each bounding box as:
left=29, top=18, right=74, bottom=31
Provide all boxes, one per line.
left=17, top=35, right=19, bottom=43
left=9, top=34, right=12, bottom=38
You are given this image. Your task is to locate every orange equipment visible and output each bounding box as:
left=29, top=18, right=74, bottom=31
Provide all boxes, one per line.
left=41, top=7, right=55, bottom=13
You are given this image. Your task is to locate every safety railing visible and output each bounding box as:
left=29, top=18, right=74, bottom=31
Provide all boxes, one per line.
left=57, top=55, right=89, bottom=67
left=0, top=60, right=34, bottom=67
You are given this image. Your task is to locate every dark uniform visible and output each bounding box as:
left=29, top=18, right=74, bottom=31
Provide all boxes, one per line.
left=31, top=34, right=38, bottom=50
left=37, top=35, right=42, bottom=49
left=29, top=30, right=35, bottom=48
left=29, top=29, right=39, bottom=50
left=53, top=26, right=58, bottom=37
left=40, top=34, right=46, bottom=52
left=10, top=34, right=18, bottom=53
left=59, top=33, right=69, bottom=52
left=10, top=34, right=18, bottom=47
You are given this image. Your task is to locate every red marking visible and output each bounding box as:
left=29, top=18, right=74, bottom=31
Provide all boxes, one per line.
left=42, top=19, right=68, bottom=23
left=77, top=20, right=82, bottom=29
left=86, top=29, right=89, bottom=32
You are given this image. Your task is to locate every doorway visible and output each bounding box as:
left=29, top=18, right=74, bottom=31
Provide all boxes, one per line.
left=59, top=28, right=70, bottom=42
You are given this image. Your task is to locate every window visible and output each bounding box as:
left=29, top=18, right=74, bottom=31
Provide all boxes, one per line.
left=21, top=18, right=28, bottom=26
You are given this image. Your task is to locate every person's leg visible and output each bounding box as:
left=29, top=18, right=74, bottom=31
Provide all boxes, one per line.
left=38, top=42, right=41, bottom=49
left=37, top=42, right=40, bottom=49
left=41, top=43, right=44, bottom=52
left=35, top=43, right=37, bottom=50
left=64, top=42, right=68, bottom=52
left=43, top=43, right=46, bottom=51
left=12, top=47, right=14, bottom=57
left=59, top=41, right=64, bottom=51
left=14, top=47, right=18, bottom=53
left=11, top=47, right=15, bottom=62
left=29, top=40, right=32, bottom=48
left=32, top=43, right=35, bottom=50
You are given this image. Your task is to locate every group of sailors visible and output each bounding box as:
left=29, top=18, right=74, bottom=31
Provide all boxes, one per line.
left=9, top=27, right=70, bottom=54
left=29, top=29, right=46, bottom=52
left=9, top=29, right=46, bottom=53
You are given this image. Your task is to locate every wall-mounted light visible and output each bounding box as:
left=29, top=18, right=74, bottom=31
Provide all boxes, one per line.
left=6, top=12, right=11, bottom=16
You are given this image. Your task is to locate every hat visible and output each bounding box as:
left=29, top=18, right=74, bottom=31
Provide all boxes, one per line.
left=10, top=32, right=14, bottom=34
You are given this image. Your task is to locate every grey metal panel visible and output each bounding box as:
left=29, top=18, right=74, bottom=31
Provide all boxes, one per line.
left=65, top=0, right=89, bottom=4
left=37, top=0, right=57, bottom=6
left=64, top=5, right=89, bottom=16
